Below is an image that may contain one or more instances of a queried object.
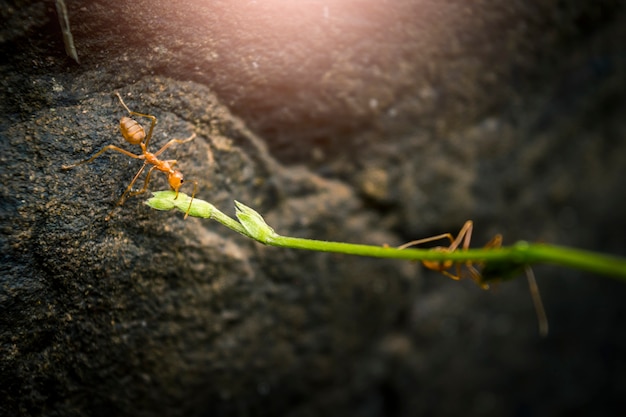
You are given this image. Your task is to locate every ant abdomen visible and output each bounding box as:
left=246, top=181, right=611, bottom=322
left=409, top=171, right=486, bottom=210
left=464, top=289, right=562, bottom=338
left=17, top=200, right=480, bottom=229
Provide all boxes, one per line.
left=120, top=116, right=145, bottom=145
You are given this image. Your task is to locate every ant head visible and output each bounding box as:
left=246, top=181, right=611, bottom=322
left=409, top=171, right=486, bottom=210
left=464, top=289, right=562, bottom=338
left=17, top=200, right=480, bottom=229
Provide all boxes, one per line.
left=120, top=117, right=145, bottom=145
left=168, top=171, right=184, bottom=191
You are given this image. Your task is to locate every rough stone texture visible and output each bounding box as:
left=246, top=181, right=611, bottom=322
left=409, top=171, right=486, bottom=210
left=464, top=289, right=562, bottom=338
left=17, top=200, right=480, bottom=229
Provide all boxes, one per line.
left=1, top=0, right=625, bottom=416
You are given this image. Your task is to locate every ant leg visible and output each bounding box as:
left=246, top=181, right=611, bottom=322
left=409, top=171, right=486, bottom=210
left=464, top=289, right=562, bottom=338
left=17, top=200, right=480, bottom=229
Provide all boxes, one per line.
left=452, top=220, right=473, bottom=252
left=115, top=92, right=133, bottom=114
left=437, top=269, right=463, bottom=281
left=525, top=266, right=549, bottom=337
left=396, top=221, right=473, bottom=251
left=397, top=233, right=454, bottom=250
left=455, top=221, right=474, bottom=281
left=62, top=145, right=143, bottom=170
left=182, top=180, right=198, bottom=220
left=105, top=162, right=148, bottom=221
left=483, top=234, right=503, bottom=250
left=153, top=133, right=197, bottom=157
left=128, top=165, right=158, bottom=197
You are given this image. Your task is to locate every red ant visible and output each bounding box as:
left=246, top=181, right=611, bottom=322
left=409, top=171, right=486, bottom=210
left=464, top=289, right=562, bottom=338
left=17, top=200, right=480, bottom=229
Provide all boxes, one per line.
left=398, top=221, right=548, bottom=336
left=62, top=93, right=197, bottom=221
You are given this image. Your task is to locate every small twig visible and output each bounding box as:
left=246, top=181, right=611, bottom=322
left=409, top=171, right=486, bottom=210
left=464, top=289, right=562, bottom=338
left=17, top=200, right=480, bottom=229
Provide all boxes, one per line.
left=145, top=191, right=626, bottom=282
left=55, top=0, right=79, bottom=63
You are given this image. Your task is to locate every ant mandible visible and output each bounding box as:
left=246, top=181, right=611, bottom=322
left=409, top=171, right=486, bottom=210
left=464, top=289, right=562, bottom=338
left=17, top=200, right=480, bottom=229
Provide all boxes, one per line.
left=398, top=221, right=548, bottom=336
left=62, top=92, right=197, bottom=221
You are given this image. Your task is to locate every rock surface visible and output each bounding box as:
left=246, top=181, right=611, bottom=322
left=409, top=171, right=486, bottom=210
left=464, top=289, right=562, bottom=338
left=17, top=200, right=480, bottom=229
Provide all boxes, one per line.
left=1, top=0, right=625, bottom=416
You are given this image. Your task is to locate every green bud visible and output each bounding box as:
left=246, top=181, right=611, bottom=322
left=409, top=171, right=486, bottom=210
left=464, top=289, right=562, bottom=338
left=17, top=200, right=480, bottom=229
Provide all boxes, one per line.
left=173, top=196, right=214, bottom=219
left=234, top=201, right=277, bottom=243
left=145, top=195, right=176, bottom=211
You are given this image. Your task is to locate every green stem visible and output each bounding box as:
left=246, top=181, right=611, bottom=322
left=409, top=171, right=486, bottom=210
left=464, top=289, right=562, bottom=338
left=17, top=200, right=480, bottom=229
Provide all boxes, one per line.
left=145, top=191, right=626, bottom=282
left=521, top=244, right=626, bottom=279
left=259, top=236, right=626, bottom=279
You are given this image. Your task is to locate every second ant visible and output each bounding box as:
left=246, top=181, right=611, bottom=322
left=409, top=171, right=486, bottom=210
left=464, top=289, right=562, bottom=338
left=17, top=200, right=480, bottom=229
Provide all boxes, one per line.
left=62, top=93, right=197, bottom=220
left=398, top=221, right=549, bottom=336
